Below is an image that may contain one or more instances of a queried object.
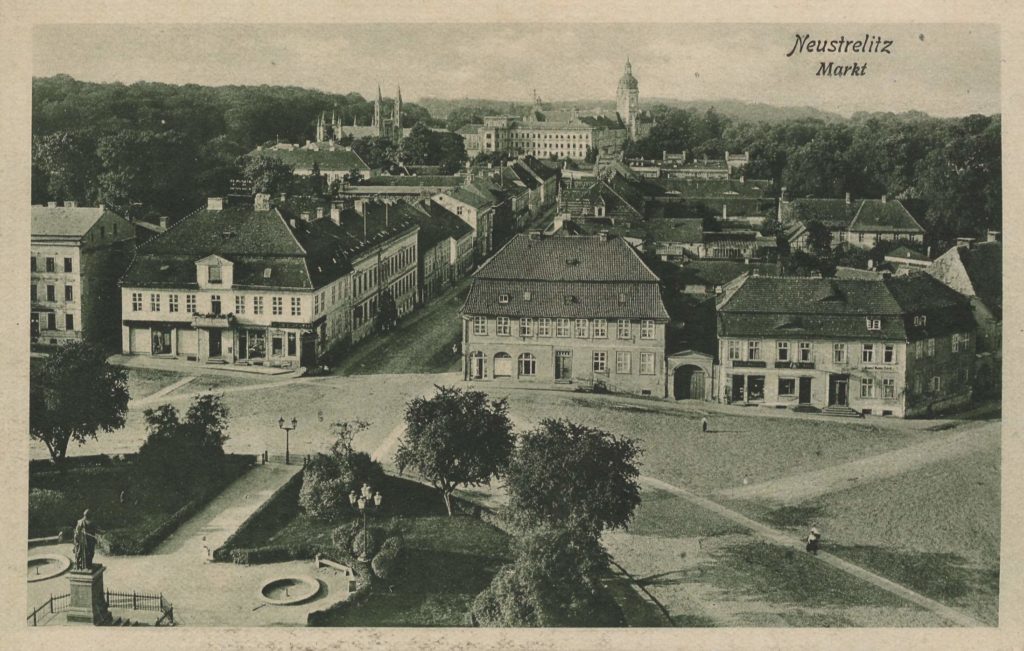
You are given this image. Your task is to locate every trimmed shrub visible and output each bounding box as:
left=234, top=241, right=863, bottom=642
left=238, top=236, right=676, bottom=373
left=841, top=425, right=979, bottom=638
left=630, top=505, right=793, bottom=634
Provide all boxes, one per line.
left=371, top=535, right=405, bottom=580
left=299, top=451, right=385, bottom=521
left=331, top=521, right=361, bottom=553
left=230, top=542, right=319, bottom=565
left=351, top=526, right=386, bottom=559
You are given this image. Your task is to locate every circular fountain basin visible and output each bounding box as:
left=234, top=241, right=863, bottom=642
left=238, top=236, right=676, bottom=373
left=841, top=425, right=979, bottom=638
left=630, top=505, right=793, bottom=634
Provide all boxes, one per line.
left=258, top=575, right=321, bottom=605
left=28, top=554, right=72, bottom=582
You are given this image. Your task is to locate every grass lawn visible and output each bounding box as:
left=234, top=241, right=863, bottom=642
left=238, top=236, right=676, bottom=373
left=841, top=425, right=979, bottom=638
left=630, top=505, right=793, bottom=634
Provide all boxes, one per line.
left=330, top=280, right=469, bottom=376
left=727, top=445, right=1000, bottom=624
left=125, top=367, right=185, bottom=401
left=232, top=473, right=513, bottom=626
left=29, top=455, right=253, bottom=548
left=502, top=391, right=938, bottom=493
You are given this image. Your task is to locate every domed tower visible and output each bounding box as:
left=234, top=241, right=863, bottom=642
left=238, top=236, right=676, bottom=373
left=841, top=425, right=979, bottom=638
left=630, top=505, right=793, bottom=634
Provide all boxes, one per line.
left=616, top=58, right=640, bottom=138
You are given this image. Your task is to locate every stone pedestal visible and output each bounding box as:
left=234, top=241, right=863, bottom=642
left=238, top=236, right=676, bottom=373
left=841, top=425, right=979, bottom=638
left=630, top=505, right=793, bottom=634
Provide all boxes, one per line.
left=66, top=565, right=112, bottom=625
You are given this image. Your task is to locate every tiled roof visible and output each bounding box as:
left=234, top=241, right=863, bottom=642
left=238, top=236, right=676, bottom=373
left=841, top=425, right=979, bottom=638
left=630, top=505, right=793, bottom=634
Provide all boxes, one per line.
left=885, top=245, right=929, bottom=261
left=32, top=205, right=117, bottom=238
left=444, top=186, right=495, bottom=211
left=718, top=274, right=974, bottom=341
left=957, top=242, right=1001, bottom=317
left=516, top=155, right=558, bottom=181
left=251, top=146, right=370, bottom=172
left=407, top=200, right=474, bottom=251
left=848, top=199, right=924, bottom=233
left=678, top=261, right=780, bottom=287
left=462, top=279, right=669, bottom=321
left=122, top=199, right=417, bottom=291
left=781, top=198, right=858, bottom=229
left=474, top=233, right=660, bottom=283
left=655, top=178, right=772, bottom=198
left=644, top=218, right=703, bottom=244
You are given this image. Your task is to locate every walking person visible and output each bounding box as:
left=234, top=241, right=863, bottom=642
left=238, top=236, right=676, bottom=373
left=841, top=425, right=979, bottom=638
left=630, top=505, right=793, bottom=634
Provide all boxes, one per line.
left=805, top=527, right=822, bottom=555
left=700, top=416, right=709, bottom=433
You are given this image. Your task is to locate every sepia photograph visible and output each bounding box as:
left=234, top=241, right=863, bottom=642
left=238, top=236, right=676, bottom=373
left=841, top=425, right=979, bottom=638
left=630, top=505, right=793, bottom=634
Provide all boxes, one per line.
left=4, top=7, right=1018, bottom=648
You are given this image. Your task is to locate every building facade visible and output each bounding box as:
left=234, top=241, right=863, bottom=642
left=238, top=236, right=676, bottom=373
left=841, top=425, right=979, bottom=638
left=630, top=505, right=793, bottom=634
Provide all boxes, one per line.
left=250, top=142, right=371, bottom=182
left=31, top=203, right=135, bottom=346
left=781, top=194, right=926, bottom=251
left=715, top=274, right=976, bottom=417
left=461, top=232, right=670, bottom=397
left=120, top=194, right=418, bottom=368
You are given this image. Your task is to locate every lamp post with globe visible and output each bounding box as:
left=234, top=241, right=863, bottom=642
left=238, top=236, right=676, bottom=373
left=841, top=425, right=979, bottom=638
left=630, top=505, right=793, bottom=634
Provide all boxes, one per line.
left=349, top=483, right=383, bottom=562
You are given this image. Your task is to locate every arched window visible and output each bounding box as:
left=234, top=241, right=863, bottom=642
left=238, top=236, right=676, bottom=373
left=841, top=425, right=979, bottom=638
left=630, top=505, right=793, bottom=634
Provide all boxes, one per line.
left=469, top=351, right=486, bottom=380
left=494, top=352, right=513, bottom=377
left=518, top=353, right=537, bottom=377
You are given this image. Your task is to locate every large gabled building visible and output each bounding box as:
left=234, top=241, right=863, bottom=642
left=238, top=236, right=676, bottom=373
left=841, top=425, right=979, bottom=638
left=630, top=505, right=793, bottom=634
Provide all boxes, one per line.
left=119, top=194, right=418, bottom=368
left=781, top=193, right=925, bottom=250
left=715, top=273, right=976, bottom=417
left=460, top=232, right=670, bottom=396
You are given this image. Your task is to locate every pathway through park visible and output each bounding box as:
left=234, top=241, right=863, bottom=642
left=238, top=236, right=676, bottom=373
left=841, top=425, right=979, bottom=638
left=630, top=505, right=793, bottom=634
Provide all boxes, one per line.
left=28, top=463, right=356, bottom=626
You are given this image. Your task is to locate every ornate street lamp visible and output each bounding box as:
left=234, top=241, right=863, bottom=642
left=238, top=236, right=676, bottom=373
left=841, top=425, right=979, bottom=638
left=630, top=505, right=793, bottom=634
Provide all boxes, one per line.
left=278, top=417, right=297, bottom=465
left=349, top=482, right=383, bottom=562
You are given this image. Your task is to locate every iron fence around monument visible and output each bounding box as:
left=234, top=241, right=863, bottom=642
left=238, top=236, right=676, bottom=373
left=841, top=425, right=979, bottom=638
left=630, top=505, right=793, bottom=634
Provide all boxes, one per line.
left=26, top=592, right=70, bottom=626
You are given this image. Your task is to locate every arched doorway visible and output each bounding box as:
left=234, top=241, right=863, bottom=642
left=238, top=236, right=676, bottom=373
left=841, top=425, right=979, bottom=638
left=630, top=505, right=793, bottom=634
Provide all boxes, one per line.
left=674, top=365, right=706, bottom=400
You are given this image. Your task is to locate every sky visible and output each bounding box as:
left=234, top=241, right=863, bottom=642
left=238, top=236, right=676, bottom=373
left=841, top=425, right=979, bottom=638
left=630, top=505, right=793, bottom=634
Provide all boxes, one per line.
left=33, top=23, right=1000, bottom=117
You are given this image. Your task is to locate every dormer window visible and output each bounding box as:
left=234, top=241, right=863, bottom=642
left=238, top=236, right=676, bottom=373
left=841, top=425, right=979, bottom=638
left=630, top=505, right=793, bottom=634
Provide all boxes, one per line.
left=498, top=293, right=510, bottom=304
left=618, top=292, right=626, bottom=304
left=264, top=268, right=273, bottom=279
left=866, top=318, right=881, bottom=331
left=208, top=265, right=222, bottom=284
left=914, top=315, right=927, bottom=327
left=523, top=291, right=532, bottom=301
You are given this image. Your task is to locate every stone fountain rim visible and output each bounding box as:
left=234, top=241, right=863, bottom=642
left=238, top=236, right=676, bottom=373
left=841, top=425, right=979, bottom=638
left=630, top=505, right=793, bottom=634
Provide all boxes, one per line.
left=27, top=553, right=72, bottom=582
left=257, top=575, right=321, bottom=605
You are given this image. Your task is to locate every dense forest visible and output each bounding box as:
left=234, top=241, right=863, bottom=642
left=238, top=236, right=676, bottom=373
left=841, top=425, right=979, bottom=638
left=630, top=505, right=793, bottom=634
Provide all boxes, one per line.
left=31, top=75, right=434, bottom=217
left=33, top=75, right=1000, bottom=248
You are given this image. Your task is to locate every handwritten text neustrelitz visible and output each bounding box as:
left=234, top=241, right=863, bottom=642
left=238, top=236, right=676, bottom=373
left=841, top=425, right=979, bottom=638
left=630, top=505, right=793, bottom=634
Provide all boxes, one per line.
left=786, top=33, right=893, bottom=77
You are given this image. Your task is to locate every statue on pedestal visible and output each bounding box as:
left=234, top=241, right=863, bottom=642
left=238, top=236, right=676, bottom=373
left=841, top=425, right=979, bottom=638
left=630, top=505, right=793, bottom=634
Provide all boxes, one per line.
left=72, top=509, right=102, bottom=571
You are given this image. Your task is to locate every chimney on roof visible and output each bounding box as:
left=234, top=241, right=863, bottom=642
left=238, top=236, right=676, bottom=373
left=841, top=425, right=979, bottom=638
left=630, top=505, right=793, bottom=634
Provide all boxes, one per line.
left=867, top=258, right=875, bottom=270
left=740, top=175, right=745, bottom=184
left=300, top=211, right=311, bottom=222
left=354, top=198, right=368, bottom=217
left=65, top=200, right=77, bottom=208
left=159, top=216, right=168, bottom=230
left=956, top=237, right=975, bottom=249
left=330, top=205, right=341, bottom=226
left=662, top=150, right=667, bottom=161
left=289, top=218, right=297, bottom=228
left=751, top=267, right=759, bottom=277
left=254, top=193, right=271, bottom=211
left=207, top=197, right=224, bottom=211
left=845, top=192, right=851, bottom=204
left=316, top=206, right=324, bottom=221
left=598, top=230, right=609, bottom=242
left=529, top=230, right=543, bottom=240
left=881, top=194, right=887, bottom=203
left=986, top=229, right=1000, bottom=242
left=722, top=204, right=727, bottom=220
left=47, top=201, right=57, bottom=207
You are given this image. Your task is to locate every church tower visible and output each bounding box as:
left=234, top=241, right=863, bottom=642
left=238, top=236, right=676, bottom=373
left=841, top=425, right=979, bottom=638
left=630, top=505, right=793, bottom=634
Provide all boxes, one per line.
left=373, top=84, right=383, bottom=136
left=616, top=58, right=640, bottom=139
left=393, top=85, right=403, bottom=142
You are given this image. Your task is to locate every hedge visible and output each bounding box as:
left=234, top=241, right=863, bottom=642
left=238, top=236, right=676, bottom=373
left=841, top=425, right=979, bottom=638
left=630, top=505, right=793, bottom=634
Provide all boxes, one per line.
left=212, top=468, right=305, bottom=562
left=371, top=536, right=404, bottom=580
left=229, top=542, right=324, bottom=565
left=306, top=579, right=373, bottom=626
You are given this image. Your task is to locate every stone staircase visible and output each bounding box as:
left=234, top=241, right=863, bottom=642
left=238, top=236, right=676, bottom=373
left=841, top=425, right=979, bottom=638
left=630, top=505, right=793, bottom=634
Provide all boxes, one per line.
left=821, top=405, right=863, bottom=418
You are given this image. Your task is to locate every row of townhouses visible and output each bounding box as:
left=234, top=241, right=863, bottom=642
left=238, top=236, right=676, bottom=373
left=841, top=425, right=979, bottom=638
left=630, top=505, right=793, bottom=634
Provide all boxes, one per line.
left=459, top=232, right=996, bottom=418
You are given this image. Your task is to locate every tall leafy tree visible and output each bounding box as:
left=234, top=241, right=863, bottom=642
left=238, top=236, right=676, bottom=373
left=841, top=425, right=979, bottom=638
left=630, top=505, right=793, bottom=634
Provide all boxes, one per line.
left=137, top=394, right=231, bottom=496
left=30, top=342, right=129, bottom=463
left=395, top=386, right=515, bottom=516
left=505, top=419, right=642, bottom=536
left=241, top=154, right=294, bottom=195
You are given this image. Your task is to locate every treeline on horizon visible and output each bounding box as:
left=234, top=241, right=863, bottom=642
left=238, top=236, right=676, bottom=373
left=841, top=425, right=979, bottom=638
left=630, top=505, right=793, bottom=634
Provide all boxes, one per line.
left=33, top=75, right=1000, bottom=248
